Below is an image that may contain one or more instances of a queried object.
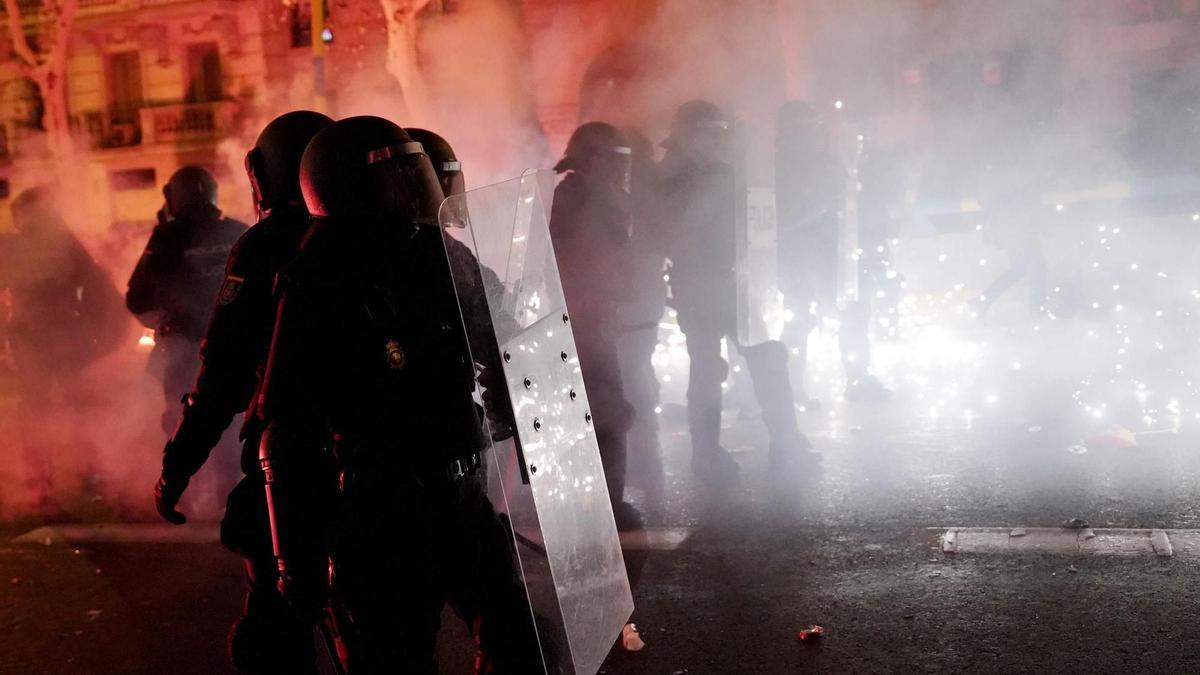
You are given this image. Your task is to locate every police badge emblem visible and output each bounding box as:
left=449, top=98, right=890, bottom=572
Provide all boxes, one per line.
left=218, top=275, right=245, bottom=305
left=385, top=339, right=406, bottom=369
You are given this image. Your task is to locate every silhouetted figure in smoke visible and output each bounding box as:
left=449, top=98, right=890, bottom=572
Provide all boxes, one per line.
left=659, top=100, right=820, bottom=492
left=550, top=121, right=642, bottom=528
left=617, top=128, right=668, bottom=514
left=127, top=166, right=247, bottom=433
left=151, top=112, right=332, bottom=674
left=256, top=117, right=542, bottom=672
left=0, top=187, right=125, bottom=515
left=840, top=136, right=903, bottom=401
left=774, top=101, right=845, bottom=408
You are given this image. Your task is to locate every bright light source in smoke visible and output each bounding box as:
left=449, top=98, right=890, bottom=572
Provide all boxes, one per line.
left=979, top=258, right=988, bottom=266
left=1055, top=204, right=1064, bottom=212
left=834, top=100, right=844, bottom=109
left=654, top=406, right=662, bottom=415
left=938, top=253, right=947, bottom=262
left=1012, top=361, right=1022, bottom=370
left=986, top=394, right=998, bottom=404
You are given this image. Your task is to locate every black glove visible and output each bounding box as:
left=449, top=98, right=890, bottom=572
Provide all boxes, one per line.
left=479, top=366, right=516, bottom=442
left=154, top=475, right=188, bottom=525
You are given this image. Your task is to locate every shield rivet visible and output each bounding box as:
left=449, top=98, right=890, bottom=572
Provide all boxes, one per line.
left=503, top=351, right=511, bottom=363
left=569, top=389, right=577, bottom=401
left=560, top=351, right=568, bottom=362
left=533, top=417, right=542, bottom=431
left=530, top=464, right=538, bottom=474
left=584, top=411, right=592, bottom=425
left=562, top=313, right=570, bottom=324
left=523, top=377, right=532, bottom=390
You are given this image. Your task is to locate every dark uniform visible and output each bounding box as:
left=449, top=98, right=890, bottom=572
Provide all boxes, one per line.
left=841, top=142, right=903, bottom=399
left=616, top=129, right=667, bottom=510
left=257, top=117, right=540, bottom=673
left=660, top=101, right=818, bottom=490
left=151, top=112, right=333, bottom=674
left=1, top=187, right=126, bottom=513
left=549, top=122, right=639, bottom=525
left=775, top=102, right=845, bottom=403
left=126, top=167, right=247, bottom=433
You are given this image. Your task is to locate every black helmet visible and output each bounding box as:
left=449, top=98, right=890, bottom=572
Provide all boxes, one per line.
left=163, top=166, right=218, bottom=216
left=555, top=122, right=631, bottom=172
left=406, top=127, right=464, bottom=198
left=300, top=116, right=444, bottom=226
left=777, top=100, right=818, bottom=129
left=10, top=185, right=64, bottom=236
left=246, top=110, right=334, bottom=214
left=556, top=122, right=632, bottom=197
left=663, top=100, right=730, bottom=151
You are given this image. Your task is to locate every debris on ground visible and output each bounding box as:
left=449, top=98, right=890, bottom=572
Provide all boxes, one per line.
left=1066, top=444, right=1089, bottom=455
left=1068, top=565, right=1079, bottom=573
left=797, top=625, right=825, bottom=642
left=1010, top=528, right=1027, bottom=537
left=621, top=622, right=645, bottom=652
left=1062, top=518, right=1091, bottom=529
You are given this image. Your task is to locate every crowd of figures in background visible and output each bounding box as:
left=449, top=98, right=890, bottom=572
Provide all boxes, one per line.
left=2, top=89, right=1198, bottom=672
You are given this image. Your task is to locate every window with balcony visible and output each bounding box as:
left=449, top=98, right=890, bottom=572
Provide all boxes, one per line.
left=184, top=43, right=224, bottom=104
left=107, top=51, right=142, bottom=123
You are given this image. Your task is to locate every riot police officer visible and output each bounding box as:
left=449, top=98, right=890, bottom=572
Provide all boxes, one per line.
left=774, top=101, right=844, bottom=407
left=151, top=112, right=333, bottom=673
left=659, top=100, right=820, bottom=491
left=617, top=128, right=668, bottom=513
left=1, top=187, right=127, bottom=515
left=256, top=116, right=541, bottom=673
left=126, top=166, right=247, bottom=435
left=550, top=121, right=641, bottom=527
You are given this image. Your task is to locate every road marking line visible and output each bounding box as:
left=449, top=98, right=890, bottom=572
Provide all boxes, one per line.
left=932, top=527, right=1200, bottom=558
left=12, top=524, right=222, bottom=545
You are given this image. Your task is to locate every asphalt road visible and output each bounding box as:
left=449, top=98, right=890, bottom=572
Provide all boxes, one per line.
left=4, top=389, right=1200, bottom=674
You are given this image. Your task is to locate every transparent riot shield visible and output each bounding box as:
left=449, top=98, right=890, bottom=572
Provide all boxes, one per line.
left=736, top=186, right=786, bottom=346
left=439, top=171, right=633, bottom=675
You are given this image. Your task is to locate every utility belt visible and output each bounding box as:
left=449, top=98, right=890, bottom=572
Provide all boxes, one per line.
left=337, top=437, right=483, bottom=487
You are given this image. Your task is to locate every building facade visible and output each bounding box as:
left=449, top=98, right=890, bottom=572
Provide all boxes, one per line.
left=0, top=0, right=317, bottom=235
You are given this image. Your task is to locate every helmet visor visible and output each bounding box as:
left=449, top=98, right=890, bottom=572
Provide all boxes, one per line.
left=367, top=141, right=445, bottom=227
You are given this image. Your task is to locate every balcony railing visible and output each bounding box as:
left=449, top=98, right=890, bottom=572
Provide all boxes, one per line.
left=75, top=100, right=238, bottom=151
left=140, top=100, right=238, bottom=146
left=76, top=107, right=142, bottom=150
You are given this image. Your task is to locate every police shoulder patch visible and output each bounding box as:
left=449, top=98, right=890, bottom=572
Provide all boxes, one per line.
left=218, top=275, right=245, bottom=305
